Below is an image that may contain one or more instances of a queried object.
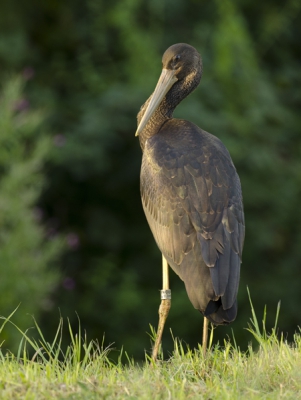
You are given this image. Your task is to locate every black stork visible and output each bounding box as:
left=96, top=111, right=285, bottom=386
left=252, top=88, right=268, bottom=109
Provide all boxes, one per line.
left=135, top=43, right=245, bottom=360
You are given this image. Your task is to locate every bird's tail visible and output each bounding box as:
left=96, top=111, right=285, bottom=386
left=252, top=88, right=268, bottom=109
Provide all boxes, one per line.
left=203, top=298, right=237, bottom=325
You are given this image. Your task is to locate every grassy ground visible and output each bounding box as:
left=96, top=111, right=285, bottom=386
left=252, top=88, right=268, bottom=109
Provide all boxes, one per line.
left=1, top=300, right=301, bottom=399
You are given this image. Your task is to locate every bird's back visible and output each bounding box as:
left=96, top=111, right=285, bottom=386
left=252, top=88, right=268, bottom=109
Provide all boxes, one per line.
left=140, top=118, right=244, bottom=325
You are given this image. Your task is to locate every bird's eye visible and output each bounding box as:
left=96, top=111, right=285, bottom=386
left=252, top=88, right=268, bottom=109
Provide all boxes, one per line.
left=174, top=54, right=181, bottom=62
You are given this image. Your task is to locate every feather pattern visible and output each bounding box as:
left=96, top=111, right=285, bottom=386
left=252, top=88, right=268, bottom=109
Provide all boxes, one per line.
left=140, top=119, right=245, bottom=325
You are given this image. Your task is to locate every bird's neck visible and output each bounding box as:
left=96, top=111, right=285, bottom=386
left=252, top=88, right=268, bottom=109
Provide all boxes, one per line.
left=137, top=96, right=174, bottom=151
left=137, top=66, right=202, bottom=151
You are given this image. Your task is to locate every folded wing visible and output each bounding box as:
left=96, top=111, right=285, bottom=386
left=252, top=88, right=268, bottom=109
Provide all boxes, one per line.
left=141, top=121, right=245, bottom=324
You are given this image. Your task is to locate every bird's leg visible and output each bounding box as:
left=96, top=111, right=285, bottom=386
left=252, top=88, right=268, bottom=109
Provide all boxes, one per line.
left=202, top=317, right=209, bottom=356
left=151, top=255, right=171, bottom=361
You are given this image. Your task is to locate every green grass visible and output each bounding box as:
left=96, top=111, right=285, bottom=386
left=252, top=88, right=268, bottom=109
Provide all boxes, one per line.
left=1, top=297, right=301, bottom=399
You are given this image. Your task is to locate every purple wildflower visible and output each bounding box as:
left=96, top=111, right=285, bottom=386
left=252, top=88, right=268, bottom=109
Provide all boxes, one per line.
left=67, top=233, right=79, bottom=249
left=63, top=277, right=76, bottom=290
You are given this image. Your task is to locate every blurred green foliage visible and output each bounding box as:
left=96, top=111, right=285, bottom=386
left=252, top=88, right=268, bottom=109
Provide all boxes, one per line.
left=0, top=78, right=63, bottom=350
left=0, top=0, right=300, bottom=359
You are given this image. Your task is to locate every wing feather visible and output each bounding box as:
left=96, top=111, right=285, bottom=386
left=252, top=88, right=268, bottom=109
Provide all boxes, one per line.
left=140, top=120, right=245, bottom=323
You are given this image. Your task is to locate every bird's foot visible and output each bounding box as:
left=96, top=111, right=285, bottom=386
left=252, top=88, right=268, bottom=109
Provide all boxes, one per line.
left=151, top=295, right=171, bottom=361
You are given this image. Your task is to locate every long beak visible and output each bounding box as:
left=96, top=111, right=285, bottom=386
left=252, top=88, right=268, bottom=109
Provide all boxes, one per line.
left=135, top=69, right=178, bottom=136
